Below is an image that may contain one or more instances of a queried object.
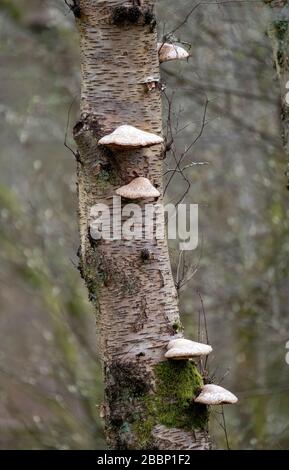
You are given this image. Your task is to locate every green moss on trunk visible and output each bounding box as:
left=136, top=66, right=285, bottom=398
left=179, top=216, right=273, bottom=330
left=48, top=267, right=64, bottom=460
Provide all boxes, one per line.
left=133, top=361, right=209, bottom=448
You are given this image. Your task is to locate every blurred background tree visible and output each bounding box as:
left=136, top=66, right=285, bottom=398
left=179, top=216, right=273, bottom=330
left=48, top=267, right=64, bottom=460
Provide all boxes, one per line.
left=0, top=0, right=289, bottom=449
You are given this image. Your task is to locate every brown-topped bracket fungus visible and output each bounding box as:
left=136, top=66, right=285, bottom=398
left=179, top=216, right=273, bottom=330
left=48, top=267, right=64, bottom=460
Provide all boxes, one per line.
left=116, top=176, right=160, bottom=200
left=158, top=42, right=189, bottom=63
left=98, top=125, right=163, bottom=150
left=165, top=338, right=212, bottom=360
left=194, top=384, right=238, bottom=405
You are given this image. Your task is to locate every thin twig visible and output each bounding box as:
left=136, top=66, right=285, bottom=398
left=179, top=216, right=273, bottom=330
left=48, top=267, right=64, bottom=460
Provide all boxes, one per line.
left=221, top=405, right=231, bottom=450
left=164, top=98, right=209, bottom=197
left=64, top=96, right=77, bottom=156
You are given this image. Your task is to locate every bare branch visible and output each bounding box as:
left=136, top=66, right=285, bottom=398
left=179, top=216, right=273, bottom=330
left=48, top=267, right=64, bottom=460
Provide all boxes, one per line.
left=166, top=0, right=264, bottom=38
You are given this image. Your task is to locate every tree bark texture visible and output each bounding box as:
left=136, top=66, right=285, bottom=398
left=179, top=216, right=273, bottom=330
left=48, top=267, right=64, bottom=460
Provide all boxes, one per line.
left=73, top=0, right=211, bottom=450
left=266, top=1, right=289, bottom=157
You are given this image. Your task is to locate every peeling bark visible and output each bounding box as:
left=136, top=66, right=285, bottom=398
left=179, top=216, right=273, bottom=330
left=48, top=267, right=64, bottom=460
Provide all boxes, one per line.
left=73, top=0, right=211, bottom=449
left=152, top=425, right=211, bottom=450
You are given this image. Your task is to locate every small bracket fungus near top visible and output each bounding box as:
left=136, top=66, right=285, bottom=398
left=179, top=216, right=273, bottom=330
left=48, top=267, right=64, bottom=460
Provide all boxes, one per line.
left=194, top=384, right=238, bottom=405
left=165, top=338, right=212, bottom=360
left=98, top=125, right=163, bottom=150
left=116, top=177, right=160, bottom=199
left=158, top=42, right=189, bottom=63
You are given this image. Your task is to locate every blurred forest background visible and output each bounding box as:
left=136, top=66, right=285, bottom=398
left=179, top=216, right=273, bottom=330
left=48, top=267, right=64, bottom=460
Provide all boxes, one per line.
left=0, top=0, right=289, bottom=450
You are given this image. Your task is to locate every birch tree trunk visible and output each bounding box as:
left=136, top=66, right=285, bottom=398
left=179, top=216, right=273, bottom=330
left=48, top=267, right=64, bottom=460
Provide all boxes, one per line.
left=73, top=0, right=211, bottom=450
left=266, top=1, right=289, bottom=163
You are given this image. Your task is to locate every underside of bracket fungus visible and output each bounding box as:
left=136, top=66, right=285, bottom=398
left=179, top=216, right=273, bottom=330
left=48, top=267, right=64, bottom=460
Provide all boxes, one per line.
left=158, top=42, right=189, bottom=63
left=194, top=384, right=238, bottom=405
left=98, top=125, right=164, bottom=149
left=116, top=176, right=160, bottom=199
left=165, top=338, right=212, bottom=360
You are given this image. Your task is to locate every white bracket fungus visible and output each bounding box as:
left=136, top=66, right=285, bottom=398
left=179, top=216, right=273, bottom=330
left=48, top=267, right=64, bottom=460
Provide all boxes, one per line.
left=158, top=42, right=189, bottom=63
left=165, top=338, right=212, bottom=360
left=116, top=177, right=160, bottom=199
left=98, top=125, right=163, bottom=150
left=194, top=384, right=238, bottom=405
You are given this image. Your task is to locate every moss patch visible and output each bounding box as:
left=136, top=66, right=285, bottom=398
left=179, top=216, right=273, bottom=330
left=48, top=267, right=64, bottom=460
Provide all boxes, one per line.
left=94, top=163, right=121, bottom=193
left=95, top=170, right=112, bottom=192
left=154, top=361, right=208, bottom=429
left=81, top=251, right=109, bottom=304
left=134, top=361, right=208, bottom=447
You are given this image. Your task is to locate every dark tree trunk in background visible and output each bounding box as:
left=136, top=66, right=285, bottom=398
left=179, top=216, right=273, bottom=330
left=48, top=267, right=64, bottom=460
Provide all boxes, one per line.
left=267, top=1, right=289, bottom=166
left=72, top=0, right=211, bottom=450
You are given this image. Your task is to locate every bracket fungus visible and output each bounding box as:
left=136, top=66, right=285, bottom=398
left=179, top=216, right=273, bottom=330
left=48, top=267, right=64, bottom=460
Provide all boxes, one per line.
left=165, top=338, right=212, bottom=360
left=158, top=42, right=189, bottom=63
left=98, top=125, right=163, bottom=150
left=194, top=384, right=238, bottom=405
left=116, top=177, right=160, bottom=200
